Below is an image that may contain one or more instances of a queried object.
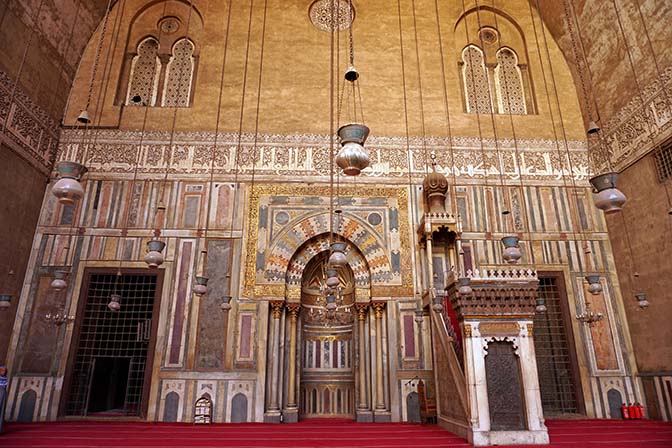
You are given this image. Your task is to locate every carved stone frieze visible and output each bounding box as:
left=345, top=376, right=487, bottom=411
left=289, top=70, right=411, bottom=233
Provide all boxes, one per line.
left=57, top=129, right=590, bottom=184
left=599, top=64, right=672, bottom=171
left=0, top=70, right=60, bottom=172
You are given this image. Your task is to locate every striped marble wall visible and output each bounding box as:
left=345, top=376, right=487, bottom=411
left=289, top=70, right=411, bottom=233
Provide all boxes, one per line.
left=4, top=161, right=640, bottom=422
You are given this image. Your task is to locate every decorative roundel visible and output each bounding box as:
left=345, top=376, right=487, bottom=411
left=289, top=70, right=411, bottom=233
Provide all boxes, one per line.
left=275, top=211, right=290, bottom=225
left=159, top=16, right=181, bottom=35
left=367, top=212, right=382, bottom=226
left=478, top=26, right=499, bottom=45
left=309, top=0, right=355, bottom=33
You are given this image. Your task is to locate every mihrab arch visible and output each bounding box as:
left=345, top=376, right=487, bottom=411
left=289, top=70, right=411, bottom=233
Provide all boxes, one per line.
left=263, top=211, right=394, bottom=286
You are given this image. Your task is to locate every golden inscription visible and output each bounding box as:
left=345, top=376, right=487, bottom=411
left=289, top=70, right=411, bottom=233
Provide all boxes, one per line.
left=478, top=322, right=521, bottom=336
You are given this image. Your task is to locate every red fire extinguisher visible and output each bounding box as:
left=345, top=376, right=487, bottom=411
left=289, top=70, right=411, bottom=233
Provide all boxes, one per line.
left=621, top=403, right=630, bottom=419
left=628, top=403, right=637, bottom=419
left=634, top=402, right=644, bottom=419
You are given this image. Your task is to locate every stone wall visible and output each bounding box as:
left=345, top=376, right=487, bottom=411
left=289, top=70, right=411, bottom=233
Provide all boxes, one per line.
left=0, top=0, right=106, bottom=364
left=0, top=146, right=47, bottom=362
left=605, top=154, right=671, bottom=373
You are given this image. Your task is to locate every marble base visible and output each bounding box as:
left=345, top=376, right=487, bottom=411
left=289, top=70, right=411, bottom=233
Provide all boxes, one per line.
left=282, top=408, right=299, bottom=423
left=264, top=411, right=282, bottom=423
left=470, top=429, right=550, bottom=446
left=373, top=410, right=391, bottom=422
left=356, top=410, right=374, bottom=422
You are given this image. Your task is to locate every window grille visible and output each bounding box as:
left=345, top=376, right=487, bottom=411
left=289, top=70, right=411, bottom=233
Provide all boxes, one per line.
left=533, top=276, right=579, bottom=415
left=462, top=45, right=492, bottom=114
left=65, top=272, right=158, bottom=417
left=495, top=48, right=527, bottom=115
left=126, top=38, right=161, bottom=106
left=162, top=39, right=195, bottom=107
left=654, top=141, right=672, bottom=183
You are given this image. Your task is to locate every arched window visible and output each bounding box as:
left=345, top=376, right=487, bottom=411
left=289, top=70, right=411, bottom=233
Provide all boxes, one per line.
left=495, top=48, right=527, bottom=114
left=162, top=38, right=195, bottom=107
left=126, top=37, right=161, bottom=106
left=462, top=45, right=492, bottom=114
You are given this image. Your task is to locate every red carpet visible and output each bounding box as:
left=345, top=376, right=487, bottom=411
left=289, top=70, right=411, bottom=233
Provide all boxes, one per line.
left=1, top=419, right=671, bottom=447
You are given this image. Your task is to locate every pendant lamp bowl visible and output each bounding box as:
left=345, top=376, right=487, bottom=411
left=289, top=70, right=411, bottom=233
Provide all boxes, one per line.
left=329, top=242, right=348, bottom=266
left=431, top=296, right=443, bottom=312
left=52, top=161, right=88, bottom=205
left=77, top=110, right=91, bottom=124
left=51, top=270, right=69, bottom=291
left=586, top=120, right=601, bottom=135
left=457, top=277, right=473, bottom=297
left=594, top=188, right=627, bottom=213
left=338, top=123, right=370, bottom=145
left=0, top=294, right=11, bottom=309
left=220, top=296, right=233, bottom=311
left=56, top=161, right=87, bottom=179
left=107, top=293, right=121, bottom=311
left=344, top=66, right=359, bottom=82
left=326, top=275, right=340, bottom=288
left=194, top=276, right=209, bottom=296
left=329, top=251, right=348, bottom=267
left=589, top=172, right=627, bottom=213
left=589, top=172, right=619, bottom=192
left=501, top=236, right=522, bottom=264
left=585, top=274, right=602, bottom=295
left=336, top=144, right=370, bottom=175
left=144, top=240, right=166, bottom=268
left=635, top=292, right=649, bottom=309
left=535, top=297, right=547, bottom=313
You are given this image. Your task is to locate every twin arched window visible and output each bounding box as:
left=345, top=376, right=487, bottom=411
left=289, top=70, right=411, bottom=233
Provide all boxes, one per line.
left=125, top=37, right=195, bottom=107
left=461, top=44, right=529, bottom=115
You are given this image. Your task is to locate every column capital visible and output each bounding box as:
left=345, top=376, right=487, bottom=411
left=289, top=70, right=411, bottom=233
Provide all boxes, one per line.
left=286, top=302, right=301, bottom=318
left=270, top=300, right=285, bottom=319
left=371, top=301, right=386, bottom=319
left=355, top=303, right=369, bottom=321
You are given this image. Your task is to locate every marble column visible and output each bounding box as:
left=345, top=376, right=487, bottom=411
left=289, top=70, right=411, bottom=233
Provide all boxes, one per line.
left=265, top=300, right=284, bottom=422
left=356, top=304, right=369, bottom=410
left=371, top=301, right=386, bottom=413
left=283, top=303, right=300, bottom=423
left=156, top=53, right=172, bottom=105
left=425, top=237, right=435, bottom=293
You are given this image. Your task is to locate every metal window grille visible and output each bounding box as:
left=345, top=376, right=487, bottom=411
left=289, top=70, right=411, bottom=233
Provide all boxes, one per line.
left=654, top=141, right=672, bottom=183
left=533, top=277, right=578, bottom=415
left=66, top=273, right=157, bottom=416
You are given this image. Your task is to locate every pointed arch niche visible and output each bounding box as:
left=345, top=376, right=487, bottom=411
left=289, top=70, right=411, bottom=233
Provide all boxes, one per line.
left=455, top=7, right=536, bottom=115
left=116, top=0, right=203, bottom=107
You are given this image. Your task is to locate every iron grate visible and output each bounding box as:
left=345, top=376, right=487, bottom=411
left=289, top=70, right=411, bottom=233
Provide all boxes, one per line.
left=533, top=277, right=578, bottom=415
left=654, top=141, right=672, bottom=183
left=65, top=273, right=157, bottom=417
